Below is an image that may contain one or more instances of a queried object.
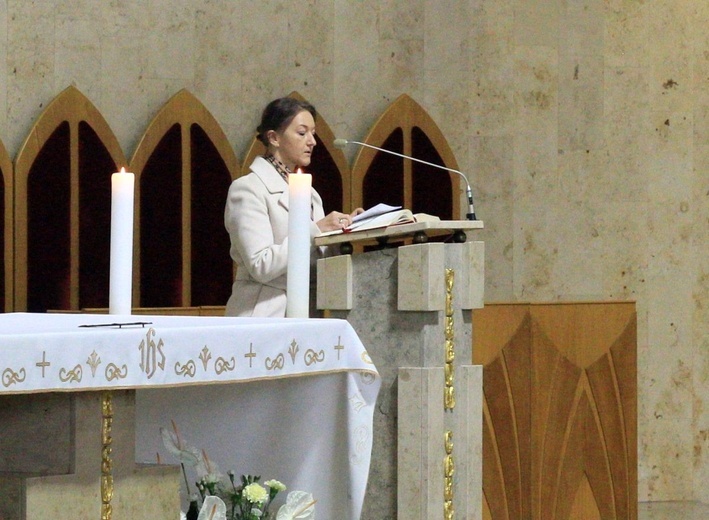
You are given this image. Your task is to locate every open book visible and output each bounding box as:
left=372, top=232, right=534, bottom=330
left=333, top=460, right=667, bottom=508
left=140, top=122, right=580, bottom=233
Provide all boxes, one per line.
left=319, top=203, right=440, bottom=237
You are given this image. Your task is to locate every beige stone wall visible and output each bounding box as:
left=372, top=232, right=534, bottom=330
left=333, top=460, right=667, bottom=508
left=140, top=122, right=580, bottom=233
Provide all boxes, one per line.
left=472, top=0, right=708, bottom=505
left=0, top=0, right=706, bottom=505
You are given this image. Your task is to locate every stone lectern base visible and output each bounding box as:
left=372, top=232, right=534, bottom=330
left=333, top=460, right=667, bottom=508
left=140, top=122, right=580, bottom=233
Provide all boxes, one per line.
left=318, top=241, right=485, bottom=520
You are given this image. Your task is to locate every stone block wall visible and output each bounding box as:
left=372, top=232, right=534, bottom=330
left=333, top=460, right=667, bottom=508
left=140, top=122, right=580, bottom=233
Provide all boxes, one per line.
left=0, top=0, right=707, bottom=504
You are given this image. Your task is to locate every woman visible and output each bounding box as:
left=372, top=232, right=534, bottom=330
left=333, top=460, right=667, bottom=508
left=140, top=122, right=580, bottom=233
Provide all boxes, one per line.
left=225, top=97, right=362, bottom=317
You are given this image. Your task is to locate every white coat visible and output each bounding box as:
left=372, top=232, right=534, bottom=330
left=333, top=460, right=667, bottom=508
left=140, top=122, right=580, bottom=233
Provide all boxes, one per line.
left=224, top=156, right=326, bottom=317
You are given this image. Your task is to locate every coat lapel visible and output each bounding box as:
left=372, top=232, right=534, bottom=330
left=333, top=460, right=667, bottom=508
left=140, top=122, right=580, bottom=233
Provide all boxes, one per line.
left=251, top=155, right=321, bottom=216
left=251, top=156, right=290, bottom=210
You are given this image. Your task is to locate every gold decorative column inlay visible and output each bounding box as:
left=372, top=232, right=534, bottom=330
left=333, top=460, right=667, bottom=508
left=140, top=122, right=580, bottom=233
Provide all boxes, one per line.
left=444, top=268, right=455, bottom=410
left=101, top=392, right=114, bottom=520
left=444, top=268, right=456, bottom=519
left=444, top=430, right=455, bottom=520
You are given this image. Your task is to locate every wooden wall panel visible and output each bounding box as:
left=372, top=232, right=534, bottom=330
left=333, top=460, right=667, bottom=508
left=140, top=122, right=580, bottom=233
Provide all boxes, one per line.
left=6, top=87, right=462, bottom=313
left=13, top=86, right=126, bottom=312
left=0, top=139, right=12, bottom=312
left=130, top=89, right=238, bottom=308
left=474, top=302, right=637, bottom=520
left=351, top=93, right=460, bottom=219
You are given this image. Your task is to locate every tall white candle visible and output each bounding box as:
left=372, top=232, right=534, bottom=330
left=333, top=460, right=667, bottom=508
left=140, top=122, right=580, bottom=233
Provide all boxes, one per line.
left=109, top=167, right=135, bottom=315
left=286, top=169, right=312, bottom=318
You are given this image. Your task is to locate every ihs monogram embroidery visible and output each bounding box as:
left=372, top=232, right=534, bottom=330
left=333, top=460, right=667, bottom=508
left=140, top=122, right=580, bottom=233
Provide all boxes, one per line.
left=139, top=328, right=166, bottom=379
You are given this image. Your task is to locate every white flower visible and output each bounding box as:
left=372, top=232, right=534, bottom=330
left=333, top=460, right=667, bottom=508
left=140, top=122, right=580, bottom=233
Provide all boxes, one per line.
left=276, top=491, right=316, bottom=520
left=200, top=472, right=221, bottom=486
left=243, top=482, right=268, bottom=504
left=160, top=424, right=200, bottom=466
left=265, top=479, right=287, bottom=492
left=195, top=449, right=222, bottom=481
left=197, top=496, right=227, bottom=520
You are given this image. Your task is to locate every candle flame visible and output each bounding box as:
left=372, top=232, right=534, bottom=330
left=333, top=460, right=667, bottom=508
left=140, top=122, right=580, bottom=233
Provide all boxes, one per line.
left=296, top=168, right=303, bottom=174
left=119, top=167, right=127, bottom=174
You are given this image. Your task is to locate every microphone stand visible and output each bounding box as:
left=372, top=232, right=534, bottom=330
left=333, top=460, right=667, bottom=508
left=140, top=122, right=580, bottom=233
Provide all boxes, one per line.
left=334, top=138, right=477, bottom=221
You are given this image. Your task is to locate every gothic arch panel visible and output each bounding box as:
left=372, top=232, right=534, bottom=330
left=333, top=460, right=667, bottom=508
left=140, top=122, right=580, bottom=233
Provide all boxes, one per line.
left=351, top=94, right=461, bottom=219
left=130, top=89, right=239, bottom=308
left=13, top=86, right=126, bottom=311
left=0, top=139, right=13, bottom=311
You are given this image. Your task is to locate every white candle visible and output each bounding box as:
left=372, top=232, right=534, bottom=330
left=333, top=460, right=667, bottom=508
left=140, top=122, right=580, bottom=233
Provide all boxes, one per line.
left=109, top=167, right=135, bottom=315
left=286, top=169, right=312, bottom=318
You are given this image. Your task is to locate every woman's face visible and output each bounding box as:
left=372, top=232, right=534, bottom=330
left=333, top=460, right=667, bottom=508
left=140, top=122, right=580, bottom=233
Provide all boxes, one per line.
left=269, top=110, right=317, bottom=171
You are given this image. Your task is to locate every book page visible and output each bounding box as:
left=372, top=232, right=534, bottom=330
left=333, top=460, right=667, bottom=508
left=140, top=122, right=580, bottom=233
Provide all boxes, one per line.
left=316, top=205, right=439, bottom=237
left=351, top=203, right=402, bottom=223
left=347, top=209, right=414, bottom=232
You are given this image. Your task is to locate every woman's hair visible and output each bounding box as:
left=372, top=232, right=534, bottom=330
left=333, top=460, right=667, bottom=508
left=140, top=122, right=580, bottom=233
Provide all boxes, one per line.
left=256, top=97, right=317, bottom=146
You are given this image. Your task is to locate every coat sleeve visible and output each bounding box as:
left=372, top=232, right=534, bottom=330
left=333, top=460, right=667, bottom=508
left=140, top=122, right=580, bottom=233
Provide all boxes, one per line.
left=225, top=177, right=289, bottom=285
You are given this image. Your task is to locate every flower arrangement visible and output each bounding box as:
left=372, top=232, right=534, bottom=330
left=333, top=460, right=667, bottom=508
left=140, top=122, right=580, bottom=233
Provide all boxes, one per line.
left=161, top=421, right=316, bottom=520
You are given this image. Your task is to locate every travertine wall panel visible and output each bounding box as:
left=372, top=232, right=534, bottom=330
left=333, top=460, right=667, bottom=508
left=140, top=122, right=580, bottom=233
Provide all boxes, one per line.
left=474, top=0, right=707, bottom=506
left=692, top=139, right=709, bottom=503
left=0, top=1, right=6, bottom=135
left=0, top=0, right=707, bottom=506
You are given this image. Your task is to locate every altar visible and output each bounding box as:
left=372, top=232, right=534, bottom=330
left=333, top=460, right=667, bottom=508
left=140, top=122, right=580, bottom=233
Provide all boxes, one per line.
left=0, top=313, right=380, bottom=519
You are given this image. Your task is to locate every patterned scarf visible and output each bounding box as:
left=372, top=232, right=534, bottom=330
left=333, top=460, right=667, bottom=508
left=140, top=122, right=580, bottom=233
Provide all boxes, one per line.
left=264, top=154, right=291, bottom=183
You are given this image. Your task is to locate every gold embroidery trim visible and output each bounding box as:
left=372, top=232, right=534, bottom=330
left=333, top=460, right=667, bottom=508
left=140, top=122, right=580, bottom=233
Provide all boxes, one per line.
left=265, top=353, right=285, bottom=370
left=2, top=367, right=26, bottom=387
left=59, top=364, right=83, bottom=383
left=138, top=327, right=166, bottom=379
left=215, top=357, right=236, bottom=375
left=304, top=349, right=325, bottom=366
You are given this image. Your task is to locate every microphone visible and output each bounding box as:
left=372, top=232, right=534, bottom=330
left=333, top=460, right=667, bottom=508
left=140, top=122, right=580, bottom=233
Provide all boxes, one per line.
left=334, top=138, right=477, bottom=220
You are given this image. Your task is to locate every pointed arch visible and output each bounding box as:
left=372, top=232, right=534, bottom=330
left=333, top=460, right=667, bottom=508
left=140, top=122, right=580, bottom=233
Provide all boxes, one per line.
left=242, top=92, right=350, bottom=214
left=14, top=86, right=126, bottom=311
left=568, top=474, right=602, bottom=520
left=351, top=94, right=461, bottom=219
left=0, top=138, right=13, bottom=311
left=130, top=89, right=239, bottom=308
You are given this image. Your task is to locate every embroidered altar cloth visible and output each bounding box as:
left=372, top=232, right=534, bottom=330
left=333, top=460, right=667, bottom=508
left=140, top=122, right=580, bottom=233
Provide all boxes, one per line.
left=0, top=312, right=380, bottom=519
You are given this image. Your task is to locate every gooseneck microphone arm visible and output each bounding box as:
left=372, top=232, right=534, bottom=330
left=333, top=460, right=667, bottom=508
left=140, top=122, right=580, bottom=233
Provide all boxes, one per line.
left=333, top=138, right=477, bottom=220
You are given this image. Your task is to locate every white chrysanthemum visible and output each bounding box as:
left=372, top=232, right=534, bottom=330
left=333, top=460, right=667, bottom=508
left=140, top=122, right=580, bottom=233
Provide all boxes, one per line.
left=265, top=479, right=287, bottom=492
left=243, top=482, right=268, bottom=504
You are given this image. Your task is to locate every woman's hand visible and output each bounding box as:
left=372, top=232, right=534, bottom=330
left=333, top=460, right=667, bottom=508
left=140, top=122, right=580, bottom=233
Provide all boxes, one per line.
left=316, top=207, right=365, bottom=233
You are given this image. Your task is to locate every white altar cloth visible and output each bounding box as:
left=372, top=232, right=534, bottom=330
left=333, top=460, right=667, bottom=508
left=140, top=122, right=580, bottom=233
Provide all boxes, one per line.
left=0, top=313, right=380, bottom=519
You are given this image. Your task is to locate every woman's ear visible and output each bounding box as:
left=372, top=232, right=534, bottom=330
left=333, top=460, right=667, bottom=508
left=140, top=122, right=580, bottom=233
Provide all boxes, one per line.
left=267, top=129, right=279, bottom=148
